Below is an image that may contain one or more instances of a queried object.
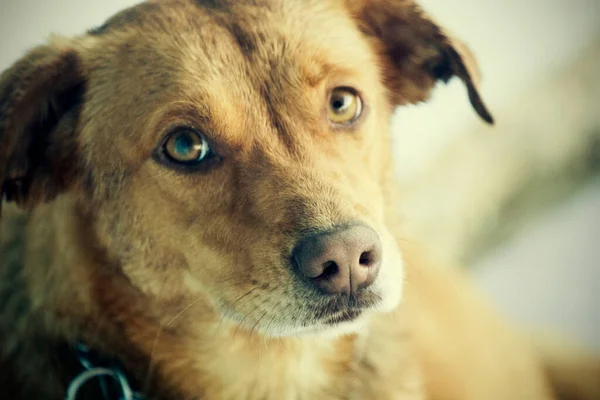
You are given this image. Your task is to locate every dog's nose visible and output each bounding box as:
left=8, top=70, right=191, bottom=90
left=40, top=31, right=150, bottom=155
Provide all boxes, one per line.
left=292, top=225, right=382, bottom=295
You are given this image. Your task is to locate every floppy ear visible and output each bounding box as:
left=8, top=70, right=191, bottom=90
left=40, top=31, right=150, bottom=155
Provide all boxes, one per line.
left=0, top=40, right=86, bottom=219
left=346, top=0, right=494, bottom=124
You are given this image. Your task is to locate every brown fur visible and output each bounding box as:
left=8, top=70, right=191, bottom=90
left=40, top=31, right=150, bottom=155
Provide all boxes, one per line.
left=0, top=0, right=597, bottom=399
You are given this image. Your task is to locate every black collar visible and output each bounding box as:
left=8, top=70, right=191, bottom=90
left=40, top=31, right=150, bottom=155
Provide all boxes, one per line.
left=65, top=343, right=145, bottom=400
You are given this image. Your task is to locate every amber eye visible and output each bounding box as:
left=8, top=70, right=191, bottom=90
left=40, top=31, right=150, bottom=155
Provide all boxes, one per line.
left=163, top=129, right=211, bottom=165
left=327, top=87, right=363, bottom=124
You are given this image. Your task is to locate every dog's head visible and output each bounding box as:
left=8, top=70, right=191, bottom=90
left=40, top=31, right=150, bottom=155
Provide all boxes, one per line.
left=0, top=0, right=491, bottom=337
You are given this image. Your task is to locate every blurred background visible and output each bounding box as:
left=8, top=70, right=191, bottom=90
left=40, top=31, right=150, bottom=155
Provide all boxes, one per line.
left=1, top=1, right=599, bottom=350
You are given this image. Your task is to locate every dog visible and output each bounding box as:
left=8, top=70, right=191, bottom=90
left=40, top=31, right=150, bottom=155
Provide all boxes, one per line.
left=1, top=0, right=598, bottom=398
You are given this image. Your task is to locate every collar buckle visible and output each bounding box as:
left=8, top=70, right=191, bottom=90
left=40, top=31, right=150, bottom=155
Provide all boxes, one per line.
left=65, top=344, right=145, bottom=400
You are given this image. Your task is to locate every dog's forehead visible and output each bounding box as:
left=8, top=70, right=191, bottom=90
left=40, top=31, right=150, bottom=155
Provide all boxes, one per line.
left=83, top=0, right=380, bottom=156
left=90, top=0, right=372, bottom=77
left=92, top=0, right=346, bottom=42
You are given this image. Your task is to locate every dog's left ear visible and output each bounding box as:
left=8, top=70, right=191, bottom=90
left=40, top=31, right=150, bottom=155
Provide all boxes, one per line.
left=346, top=0, right=494, bottom=124
left=0, top=39, right=86, bottom=220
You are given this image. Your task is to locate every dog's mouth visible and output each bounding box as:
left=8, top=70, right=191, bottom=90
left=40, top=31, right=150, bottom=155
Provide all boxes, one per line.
left=320, top=308, right=365, bottom=325
left=310, top=290, right=382, bottom=325
left=214, top=284, right=384, bottom=337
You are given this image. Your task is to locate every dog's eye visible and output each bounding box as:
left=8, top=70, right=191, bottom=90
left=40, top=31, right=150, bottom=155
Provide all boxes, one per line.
left=328, top=87, right=362, bottom=125
left=163, top=129, right=211, bottom=165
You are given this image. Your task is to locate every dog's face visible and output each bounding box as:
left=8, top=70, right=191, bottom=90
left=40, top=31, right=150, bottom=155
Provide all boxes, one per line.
left=0, top=0, right=491, bottom=337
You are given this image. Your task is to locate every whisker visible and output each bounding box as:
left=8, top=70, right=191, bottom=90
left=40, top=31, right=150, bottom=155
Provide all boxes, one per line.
left=232, top=286, right=280, bottom=342
left=143, top=294, right=205, bottom=392
left=264, top=301, right=290, bottom=336
left=222, top=287, right=259, bottom=321
left=167, top=295, right=206, bottom=328
left=212, top=287, right=259, bottom=339
left=249, top=308, right=270, bottom=338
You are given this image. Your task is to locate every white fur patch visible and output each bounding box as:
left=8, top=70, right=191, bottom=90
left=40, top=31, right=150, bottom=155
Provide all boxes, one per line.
left=372, top=229, right=404, bottom=312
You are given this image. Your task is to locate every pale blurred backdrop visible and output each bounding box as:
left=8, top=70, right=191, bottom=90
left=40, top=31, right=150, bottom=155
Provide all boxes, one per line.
left=1, top=1, right=599, bottom=350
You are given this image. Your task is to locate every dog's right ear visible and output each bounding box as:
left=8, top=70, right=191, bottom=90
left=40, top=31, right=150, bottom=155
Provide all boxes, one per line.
left=0, top=39, right=87, bottom=220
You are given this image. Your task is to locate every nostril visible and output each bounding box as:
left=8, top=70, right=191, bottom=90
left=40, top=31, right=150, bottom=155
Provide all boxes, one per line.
left=291, top=224, right=382, bottom=295
left=359, top=250, right=373, bottom=267
left=321, top=261, right=339, bottom=279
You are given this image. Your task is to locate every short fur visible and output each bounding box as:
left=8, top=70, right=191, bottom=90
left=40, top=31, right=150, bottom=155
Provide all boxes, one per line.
left=0, top=0, right=598, bottom=399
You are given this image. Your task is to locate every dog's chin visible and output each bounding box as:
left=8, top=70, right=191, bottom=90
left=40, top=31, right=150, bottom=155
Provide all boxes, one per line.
left=264, top=309, right=373, bottom=339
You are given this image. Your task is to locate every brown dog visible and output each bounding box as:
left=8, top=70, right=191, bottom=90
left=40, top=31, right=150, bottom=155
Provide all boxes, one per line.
left=0, top=0, right=598, bottom=399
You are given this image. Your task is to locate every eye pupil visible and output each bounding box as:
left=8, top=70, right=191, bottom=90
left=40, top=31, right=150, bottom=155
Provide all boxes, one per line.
left=175, top=135, right=194, bottom=155
left=163, top=129, right=211, bottom=165
left=328, top=88, right=362, bottom=124
left=332, top=99, right=345, bottom=110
